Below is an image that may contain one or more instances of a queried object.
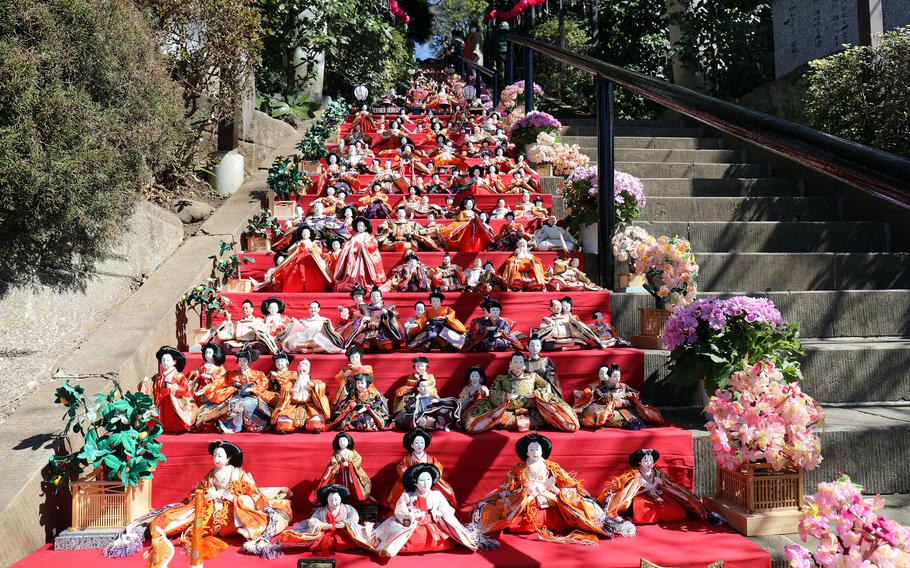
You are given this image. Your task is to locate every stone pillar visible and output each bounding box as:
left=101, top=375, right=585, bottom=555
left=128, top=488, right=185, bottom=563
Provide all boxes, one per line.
left=297, top=8, right=325, bottom=103
left=664, top=0, right=703, bottom=90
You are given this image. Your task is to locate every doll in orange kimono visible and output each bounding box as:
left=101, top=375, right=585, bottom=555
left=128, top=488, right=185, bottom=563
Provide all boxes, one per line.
left=406, top=290, right=467, bottom=351
left=187, top=342, right=228, bottom=402
left=572, top=364, right=664, bottom=430
left=386, top=428, right=457, bottom=509
left=196, top=345, right=276, bottom=433
left=279, top=485, right=375, bottom=555
left=333, top=217, right=387, bottom=293
left=116, top=440, right=292, bottom=564
left=311, top=432, right=374, bottom=505
left=599, top=448, right=707, bottom=524
left=359, top=184, right=394, bottom=219
left=372, top=464, right=480, bottom=557
left=501, top=238, right=547, bottom=291
left=139, top=346, right=197, bottom=432
left=270, top=355, right=332, bottom=433
left=471, top=433, right=635, bottom=546
left=268, top=227, right=333, bottom=293
left=440, top=196, right=495, bottom=252
left=492, top=211, right=534, bottom=251
left=391, top=356, right=439, bottom=414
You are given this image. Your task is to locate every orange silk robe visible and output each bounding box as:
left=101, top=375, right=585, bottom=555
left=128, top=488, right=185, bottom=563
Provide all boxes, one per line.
left=330, top=363, right=377, bottom=407
left=270, top=370, right=332, bottom=433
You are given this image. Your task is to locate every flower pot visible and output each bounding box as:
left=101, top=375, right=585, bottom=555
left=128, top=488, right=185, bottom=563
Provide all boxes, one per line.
left=245, top=234, right=272, bottom=253
left=272, top=199, right=296, bottom=219
left=703, top=463, right=803, bottom=536
left=580, top=223, right=599, bottom=253
left=223, top=278, right=253, bottom=293
left=70, top=472, right=152, bottom=530
left=631, top=307, right=670, bottom=349
left=535, top=163, right=553, bottom=177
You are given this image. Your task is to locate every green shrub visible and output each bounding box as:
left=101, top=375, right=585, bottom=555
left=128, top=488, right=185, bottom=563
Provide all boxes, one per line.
left=0, top=0, right=188, bottom=293
left=804, top=26, right=910, bottom=159
left=531, top=16, right=596, bottom=114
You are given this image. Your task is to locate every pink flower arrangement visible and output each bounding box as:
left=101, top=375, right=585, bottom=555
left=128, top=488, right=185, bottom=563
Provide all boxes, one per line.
left=784, top=476, right=910, bottom=567
left=632, top=232, right=698, bottom=311
left=705, top=360, right=822, bottom=472
left=552, top=140, right=590, bottom=175
left=498, top=81, right=545, bottom=112
left=612, top=225, right=651, bottom=263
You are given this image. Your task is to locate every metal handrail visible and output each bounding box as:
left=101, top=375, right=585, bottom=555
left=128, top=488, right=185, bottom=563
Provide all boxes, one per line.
left=456, top=56, right=500, bottom=108
left=509, top=35, right=910, bottom=209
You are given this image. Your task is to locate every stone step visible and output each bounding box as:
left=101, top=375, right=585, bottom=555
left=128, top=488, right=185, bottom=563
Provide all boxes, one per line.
left=587, top=148, right=744, bottom=163
left=631, top=221, right=890, bottom=252
left=639, top=178, right=802, bottom=197
left=612, top=291, right=910, bottom=344
left=639, top=197, right=842, bottom=222
left=562, top=125, right=704, bottom=137
left=560, top=118, right=683, bottom=128
left=613, top=161, right=772, bottom=178
left=561, top=136, right=723, bottom=149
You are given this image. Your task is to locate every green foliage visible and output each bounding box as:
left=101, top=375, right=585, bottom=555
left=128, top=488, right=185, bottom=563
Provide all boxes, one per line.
left=323, top=99, right=353, bottom=128
left=267, top=155, right=311, bottom=199
left=0, top=0, right=189, bottom=294
left=44, top=381, right=166, bottom=489
left=183, top=278, right=232, bottom=327
left=804, top=27, right=910, bottom=159
left=245, top=209, right=281, bottom=238
left=257, top=92, right=320, bottom=122
left=430, top=0, right=487, bottom=56
left=212, top=239, right=254, bottom=283
left=669, top=0, right=773, bottom=99
left=296, top=127, right=330, bottom=161
left=530, top=16, right=596, bottom=113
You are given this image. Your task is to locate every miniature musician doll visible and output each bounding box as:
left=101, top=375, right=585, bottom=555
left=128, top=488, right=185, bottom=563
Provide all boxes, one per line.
left=329, top=373, right=391, bottom=432
left=457, top=366, right=491, bottom=420
left=345, top=286, right=404, bottom=351
left=406, top=290, right=467, bottom=351
left=377, top=206, right=443, bottom=252
left=139, top=346, right=197, bottom=432
left=330, top=345, right=376, bottom=407
left=394, top=377, right=461, bottom=432
left=599, top=448, right=707, bottom=524
left=526, top=332, right=562, bottom=398
left=537, top=298, right=605, bottom=350
left=386, top=428, right=457, bottom=509
left=471, top=433, right=634, bottom=546
left=271, top=357, right=332, bottom=433
left=280, top=300, right=345, bottom=354
left=187, top=341, right=227, bottom=401
left=463, top=352, right=578, bottom=433
left=591, top=310, right=632, bottom=347
left=114, top=440, right=292, bottom=564
left=462, top=297, right=524, bottom=352
left=260, top=296, right=293, bottom=338
left=572, top=364, right=664, bottom=430
left=476, top=259, right=508, bottom=292
left=372, top=464, right=480, bottom=557
left=279, top=484, right=375, bottom=554
left=429, top=252, right=466, bottom=291
left=392, top=356, right=438, bottom=414
left=196, top=344, right=276, bottom=433
left=501, top=238, right=547, bottom=291
left=311, top=432, right=374, bottom=505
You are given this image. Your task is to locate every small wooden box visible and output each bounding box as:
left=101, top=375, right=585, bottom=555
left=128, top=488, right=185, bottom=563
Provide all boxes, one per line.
left=245, top=235, right=272, bottom=253
left=223, top=278, right=253, bottom=293
left=272, top=200, right=297, bottom=219
left=631, top=308, right=670, bottom=349
left=71, top=475, right=151, bottom=530
left=535, top=163, right=553, bottom=177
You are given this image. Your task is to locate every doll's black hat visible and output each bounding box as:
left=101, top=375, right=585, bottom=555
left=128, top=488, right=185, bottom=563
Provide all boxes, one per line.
left=352, top=216, right=373, bottom=234
left=515, top=432, right=553, bottom=460
left=235, top=344, right=260, bottom=363
left=155, top=345, right=186, bottom=373
left=468, top=165, right=484, bottom=178
left=349, top=283, right=367, bottom=298
left=412, top=356, right=430, bottom=364
left=273, top=350, right=295, bottom=365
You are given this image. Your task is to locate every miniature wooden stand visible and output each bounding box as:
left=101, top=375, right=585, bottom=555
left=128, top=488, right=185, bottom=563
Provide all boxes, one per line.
left=223, top=278, right=253, bottom=293
left=245, top=235, right=272, bottom=253
left=703, top=463, right=804, bottom=536
left=631, top=308, right=670, bottom=349
left=70, top=473, right=151, bottom=530
left=535, top=163, right=553, bottom=176
left=272, top=199, right=297, bottom=219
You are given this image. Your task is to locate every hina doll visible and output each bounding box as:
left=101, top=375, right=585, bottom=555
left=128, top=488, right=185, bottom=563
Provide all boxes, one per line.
left=440, top=196, right=496, bottom=252
left=489, top=198, right=511, bottom=220
left=424, top=86, right=453, bottom=111
left=463, top=352, right=578, bottom=433
left=463, top=258, right=484, bottom=290
left=359, top=184, right=393, bottom=219
left=509, top=153, right=539, bottom=177
left=319, top=153, right=361, bottom=194
left=412, top=195, right=446, bottom=219
left=370, top=160, right=408, bottom=193
left=501, top=238, right=547, bottom=291
left=123, top=441, right=291, bottom=564
left=484, top=165, right=507, bottom=194
left=311, top=432, right=374, bottom=505
left=372, top=464, right=479, bottom=557
left=351, top=104, right=377, bottom=133
left=268, top=227, right=333, bottom=293
left=280, top=300, right=345, bottom=354
left=261, top=297, right=294, bottom=337
left=394, top=378, right=460, bottom=432
left=303, top=202, right=350, bottom=243
left=139, top=346, right=197, bottom=432
left=391, top=356, right=438, bottom=413
left=492, top=211, right=534, bottom=251
left=333, top=217, right=387, bottom=293
left=202, top=299, right=274, bottom=354
left=377, top=208, right=442, bottom=252
left=346, top=286, right=404, bottom=350
left=547, top=256, right=600, bottom=291
left=279, top=485, right=375, bottom=554
left=187, top=342, right=227, bottom=400
left=537, top=298, right=605, bottom=350
left=422, top=212, right=449, bottom=250
left=505, top=170, right=540, bottom=194
left=460, top=165, right=496, bottom=195
left=396, top=144, right=433, bottom=178
left=534, top=217, right=577, bottom=252
left=394, top=186, right=422, bottom=218
left=592, top=310, right=632, bottom=347
left=330, top=345, right=376, bottom=408
left=457, top=367, right=490, bottom=419
left=196, top=345, right=276, bottom=433
left=271, top=357, right=332, bottom=433
left=599, top=449, right=707, bottom=524
left=334, top=285, right=367, bottom=341
left=471, top=433, right=634, bottom=545
left=329, top=373, right=391, bottom=432
left=491, top=146, right=515, bottom=171
left=312, top=185, right=345, bottom=215
left=424, top=172, right=449, bottom=194
left=526, top=333, right=562, bottom=398
left=406, top=289, right=467, bottom=351
left=429, top=252, right=465, bottom=291
left=462, top=297, right=523, bottom=352
left=431, top=139, right=469, bottom=171
left=572, top=364, right=664, bottom=430
left=386, top=429, right=457, bottom=509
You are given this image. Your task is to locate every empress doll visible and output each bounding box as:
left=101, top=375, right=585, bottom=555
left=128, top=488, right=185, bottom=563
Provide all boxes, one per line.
left=472, top=433, right=634, bottom=545
left=345, top=286, right=404, bottom=351
left=372, top=464, right=479, bottom=557
left=463, top=352, right=578, bottom=433
left=547, top=256, right=600, bottom=291
left=279, top=484, right=375, bottom=554
left=139, top=346, right=197, bottom=432
left=311, top=432, right=374, bottom=505
left=187, top=342, right=227, bottom=400
left=280, top=300, right=345, bottom=354
left=394, top=377, right=461, bottom=432
left=329, top=373, right=391, bottom=432
left=599, top=449, right=707, bottom=524
left=572, top=364, right=664, bottom=430
left=492, top=211, right=534, bottom=251
left=501, top=238, right=547, bottom=291
left=196, top=345, right=276, bottom=433
left=462, top=297, right=523, bottom=352
left=406, top=290, right=467, bottom=351
left=383, top=252, right=433, bottom=292
left=351, top=104, right=377, bottom=133
left=260, top=296, right=294, bottom=337
left=271, top=357, right=332, bottom=433
left=536, top=298, right=605, bottom=350
left=268, top=227, right=333, bottom=293
left=333, top=216, right=387, bottom=293
left=386, top=429, right=457, bottom=509
left=330, top=345, right=377, bottom=407
left=115, top=441, right=292, bottom=564
left=440, top=195, right=496, bottom=252
left=457, top=366, right=490, bottom=419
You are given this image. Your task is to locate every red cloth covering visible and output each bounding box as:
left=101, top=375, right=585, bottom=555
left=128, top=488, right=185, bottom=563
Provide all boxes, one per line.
left=298, top=192, right=552, bottom=209
left=21, top=526, right=770, bottom=568
left=242, top=252, right=582, bottom=281
left=182, top=348, right=645, bottom=401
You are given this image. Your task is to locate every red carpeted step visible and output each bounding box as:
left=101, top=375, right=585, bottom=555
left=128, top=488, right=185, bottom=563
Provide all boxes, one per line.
left=297, top=190, right=552, bottom=207
left=241, top=251, right=581, bottom=281
left=181, top=347, right=645, bottom=397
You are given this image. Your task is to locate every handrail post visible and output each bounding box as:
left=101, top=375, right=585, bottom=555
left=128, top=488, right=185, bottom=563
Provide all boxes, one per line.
left=597, top=77, right=615, bottom=289
left=524, top=47, right=534, bottom=113
left=506, top=42, right=514, bottom=85
left=474, top=67, right=481, bottom=97
left=493, top=70, right=500, bottom=109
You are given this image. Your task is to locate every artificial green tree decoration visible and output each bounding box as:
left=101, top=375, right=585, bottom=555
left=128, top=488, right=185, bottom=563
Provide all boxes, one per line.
left=183, top=278, right=232, bottom=328
left=44, top=381, right=166, bottom=490
left=212, top=239, right=254, bottom=285
left=246, top=209, right=282, bottom=238
left=266, top=155, right=310, bottom=200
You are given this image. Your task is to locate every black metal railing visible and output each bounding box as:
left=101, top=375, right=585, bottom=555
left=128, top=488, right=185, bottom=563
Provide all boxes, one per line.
left=457, top=56, right=501, bottom=109
left=502, top=35, right=910, bottom=289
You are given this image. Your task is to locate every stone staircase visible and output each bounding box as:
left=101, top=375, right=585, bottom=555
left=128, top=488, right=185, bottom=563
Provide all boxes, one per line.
left=549, top=117, right=910, bottom=565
